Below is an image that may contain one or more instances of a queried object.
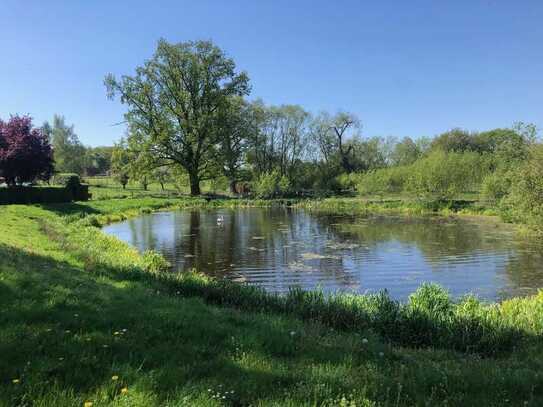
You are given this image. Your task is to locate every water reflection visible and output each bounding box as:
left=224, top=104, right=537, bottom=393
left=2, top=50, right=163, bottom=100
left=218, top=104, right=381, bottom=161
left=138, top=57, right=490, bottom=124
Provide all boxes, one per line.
left=103, top=208, right=543, bottom=301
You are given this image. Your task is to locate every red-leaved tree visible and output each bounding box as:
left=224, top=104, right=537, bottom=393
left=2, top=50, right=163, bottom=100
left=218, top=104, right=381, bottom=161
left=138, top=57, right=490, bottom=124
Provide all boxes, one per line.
left=0, top=115, right=54, bottom=186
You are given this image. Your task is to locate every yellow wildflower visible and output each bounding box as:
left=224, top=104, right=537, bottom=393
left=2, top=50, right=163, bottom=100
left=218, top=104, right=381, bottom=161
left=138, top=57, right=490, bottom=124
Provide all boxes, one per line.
left=121, top=387, right=128, bottom=394
left=84, top=402, right=93, bottom=407
left=12, top=379, right=20, bottom=384
left=111, top=375, right=119, bottom=381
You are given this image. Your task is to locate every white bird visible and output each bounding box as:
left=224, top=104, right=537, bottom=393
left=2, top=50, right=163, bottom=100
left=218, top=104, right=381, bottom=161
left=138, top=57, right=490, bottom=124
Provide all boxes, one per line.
left=217, top=215, right=224, bottom=225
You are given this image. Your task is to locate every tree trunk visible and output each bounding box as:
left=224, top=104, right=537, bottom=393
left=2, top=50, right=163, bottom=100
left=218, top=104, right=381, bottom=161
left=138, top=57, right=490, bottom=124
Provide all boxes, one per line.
left=160, top=182, right=165, bottom=191
left=229, top=180, right=237, bottom=195
left=189, top=172, right=201, bottom=196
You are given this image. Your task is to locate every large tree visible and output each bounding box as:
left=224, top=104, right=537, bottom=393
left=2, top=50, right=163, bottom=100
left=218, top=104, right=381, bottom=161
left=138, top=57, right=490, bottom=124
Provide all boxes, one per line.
left=105, top=39, right=250, bottom=195
left=48, top=115, right=87, bottom=174
left=0, top=115, right=54, bottom=186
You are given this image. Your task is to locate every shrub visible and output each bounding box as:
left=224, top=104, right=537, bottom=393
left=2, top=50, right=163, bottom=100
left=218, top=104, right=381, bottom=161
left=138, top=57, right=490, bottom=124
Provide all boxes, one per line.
left=480, top=170, right=513, bottom=203
left=501, top=145, right=543, bottom=231
left=252, top=170, right=290, bottom=198
left=54, top=173, right=80, bottom=186
left=0, top=186, right=72, bottom=204
left=406, top=151, right=490, bottom=200
left=54, top=173, right=90, bottom=201
left=355, top=166, right=408, bottom=195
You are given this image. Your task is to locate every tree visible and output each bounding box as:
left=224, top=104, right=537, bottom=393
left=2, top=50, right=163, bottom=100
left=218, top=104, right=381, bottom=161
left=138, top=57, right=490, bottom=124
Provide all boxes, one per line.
left=217, top=97, right=253, bottom=194
left=47, top=115, right=87, bottom=174
left=430, top=128, right=477, bottom=153
left=247, top=102, right=311, bottom=185
left=105, top=39, right=250, bottom=195
left=153, top=166, right=171, bottom=191
left=83, top=146, right=114, bottom=176
left=330, top=112, right=361, bottom=173
left=0, top=115, right=54, bottom=186
left=111, top=139, right=130, bottom=189
left=391, top=137, right=421, bottom=166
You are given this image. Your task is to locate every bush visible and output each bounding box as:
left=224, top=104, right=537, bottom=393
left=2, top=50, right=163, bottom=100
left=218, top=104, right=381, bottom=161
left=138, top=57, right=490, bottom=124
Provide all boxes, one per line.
left=53, top=173, right=80, bottom=186
left=53, top=173, right=90, bottom=201
left=252, top=170, right=290, bottom=198
left=501, top=145, right=543, bottom=231
left=355, top=166, right=408, bottom=195
left=0, top=186, right=72, bottom=204
left=480, top=170, right=513, bottom=203
left=406, top=151, right=490, bottom=200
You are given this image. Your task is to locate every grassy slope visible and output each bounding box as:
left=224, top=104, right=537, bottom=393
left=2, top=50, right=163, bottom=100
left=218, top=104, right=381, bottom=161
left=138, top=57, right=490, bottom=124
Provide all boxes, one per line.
left=1, top=200, right=543, bottom=406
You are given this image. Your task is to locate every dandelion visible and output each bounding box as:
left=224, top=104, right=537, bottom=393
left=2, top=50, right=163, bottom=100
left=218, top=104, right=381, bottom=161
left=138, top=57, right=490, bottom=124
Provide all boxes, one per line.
left=12, top=378, right=20, bottom=384
left=362, top=338, right=368, bottom=344
left=121, top=329, right=127, bottom=333
left=111, top=375, right=119, bottom=381
left=65, top=330, right=71, bottom=334
left=102, top=344, right=109, bottom=348
left=58, top=357, right=64, bottom=361
left=290, top=331, right=296, bottom=336
left=114, top=331, right=120, bottom=335
left=121, top=387, right=128, bottom=395
left=74, top=314, right=79, bottom=317
left=84, top=402, right=93, bottom=407
left=379, top=352, right=384, bottom=357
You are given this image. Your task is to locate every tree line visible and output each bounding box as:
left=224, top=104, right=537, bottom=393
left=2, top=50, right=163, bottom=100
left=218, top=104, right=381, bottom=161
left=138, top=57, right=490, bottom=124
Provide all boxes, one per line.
left=1, top=38, right=541, bottom=233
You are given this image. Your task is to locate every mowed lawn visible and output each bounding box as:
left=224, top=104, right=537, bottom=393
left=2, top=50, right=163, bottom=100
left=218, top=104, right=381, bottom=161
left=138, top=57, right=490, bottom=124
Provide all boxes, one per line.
left=1, top=202, right=543, bottom=406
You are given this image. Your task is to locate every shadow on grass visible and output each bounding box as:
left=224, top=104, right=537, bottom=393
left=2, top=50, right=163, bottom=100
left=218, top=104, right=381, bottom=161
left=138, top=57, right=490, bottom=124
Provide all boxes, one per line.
left=39, top=202, right=102, bottom=217
left=0, top=243, right=365, bottom=405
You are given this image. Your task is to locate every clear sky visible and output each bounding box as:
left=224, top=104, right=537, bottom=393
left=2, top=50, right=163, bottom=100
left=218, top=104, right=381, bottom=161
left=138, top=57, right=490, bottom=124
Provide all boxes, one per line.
left=1, top=0, right=542, bottom=146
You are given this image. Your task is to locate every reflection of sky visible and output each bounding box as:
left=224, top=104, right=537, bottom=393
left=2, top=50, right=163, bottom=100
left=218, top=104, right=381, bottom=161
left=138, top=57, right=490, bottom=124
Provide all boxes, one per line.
left=103, top=208, right=543, bottom=302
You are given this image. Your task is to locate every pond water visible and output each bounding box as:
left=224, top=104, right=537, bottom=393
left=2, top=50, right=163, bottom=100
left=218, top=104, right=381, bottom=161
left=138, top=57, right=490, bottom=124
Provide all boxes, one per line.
left=102, top=208, right=543, bottom=301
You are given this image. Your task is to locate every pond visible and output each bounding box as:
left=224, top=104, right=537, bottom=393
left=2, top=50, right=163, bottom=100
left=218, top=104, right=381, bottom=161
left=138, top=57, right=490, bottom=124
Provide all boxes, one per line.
left=102, top=207, right=543, bottom=301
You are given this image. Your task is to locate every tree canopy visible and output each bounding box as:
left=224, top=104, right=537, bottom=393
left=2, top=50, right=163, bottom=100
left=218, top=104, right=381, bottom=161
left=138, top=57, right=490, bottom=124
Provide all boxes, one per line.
left=105, top=39, right=250, bottom=195
left=0, top=115, right=54, bottom=186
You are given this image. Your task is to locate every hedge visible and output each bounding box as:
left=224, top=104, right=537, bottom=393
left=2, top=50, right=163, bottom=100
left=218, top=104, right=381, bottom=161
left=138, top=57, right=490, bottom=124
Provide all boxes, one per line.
left=0, top=185, right=90, bottom=205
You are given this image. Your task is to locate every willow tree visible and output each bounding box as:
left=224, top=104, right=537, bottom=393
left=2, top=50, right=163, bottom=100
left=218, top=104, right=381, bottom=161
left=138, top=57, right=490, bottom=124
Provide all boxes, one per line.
left=105, top=39, right=250, bottom=195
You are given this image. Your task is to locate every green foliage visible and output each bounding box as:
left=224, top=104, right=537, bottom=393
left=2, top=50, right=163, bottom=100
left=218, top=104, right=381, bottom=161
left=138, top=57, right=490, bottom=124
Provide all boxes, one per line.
left=54, top=173, right=80, bottom=186
left=48, top=115, right=87, bottom=174
left=501, top=145, right=543, bottom=231
left=110, top=140, right=130, bottom=189
left=252, top=170, right=290, bottom=198
left=355, top=166, right=408, bottom=195
left=480, top=170, right=514, bottom=203
left=105, top=39, right=250, bottom=196
left=406, top=151, right=490, bottom=200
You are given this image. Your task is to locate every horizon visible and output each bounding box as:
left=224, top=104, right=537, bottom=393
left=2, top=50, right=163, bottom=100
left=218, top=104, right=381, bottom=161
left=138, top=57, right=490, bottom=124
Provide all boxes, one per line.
left=1, top=0, right=542, bottom=146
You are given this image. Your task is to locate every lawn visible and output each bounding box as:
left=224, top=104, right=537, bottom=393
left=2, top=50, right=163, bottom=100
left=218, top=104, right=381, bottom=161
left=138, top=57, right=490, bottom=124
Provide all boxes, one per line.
left=1, top=198, right=542, bottom=406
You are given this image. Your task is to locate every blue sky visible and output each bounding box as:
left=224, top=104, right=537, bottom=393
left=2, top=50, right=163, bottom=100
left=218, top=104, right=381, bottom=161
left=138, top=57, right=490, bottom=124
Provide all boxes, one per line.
left=1, top=0, right=542, bottom=146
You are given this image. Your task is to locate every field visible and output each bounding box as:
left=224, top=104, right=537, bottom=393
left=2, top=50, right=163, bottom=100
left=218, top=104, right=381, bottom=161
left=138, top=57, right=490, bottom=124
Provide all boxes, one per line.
left=1, top=196, right=543, bottom=406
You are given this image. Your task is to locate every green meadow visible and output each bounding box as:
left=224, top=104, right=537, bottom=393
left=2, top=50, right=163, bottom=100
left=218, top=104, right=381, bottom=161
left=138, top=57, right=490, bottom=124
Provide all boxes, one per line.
left=1, top=197, right=543, bottom=406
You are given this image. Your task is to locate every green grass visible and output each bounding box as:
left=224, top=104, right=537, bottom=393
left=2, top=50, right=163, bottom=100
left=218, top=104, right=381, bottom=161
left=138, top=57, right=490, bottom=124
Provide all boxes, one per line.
left=1, top=198, right=543, bottom=405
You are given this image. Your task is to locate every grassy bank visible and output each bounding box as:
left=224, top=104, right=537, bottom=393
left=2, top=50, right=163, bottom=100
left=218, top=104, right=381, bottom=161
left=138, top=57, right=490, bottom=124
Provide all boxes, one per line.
left=1, top=197, right=543, bottom=405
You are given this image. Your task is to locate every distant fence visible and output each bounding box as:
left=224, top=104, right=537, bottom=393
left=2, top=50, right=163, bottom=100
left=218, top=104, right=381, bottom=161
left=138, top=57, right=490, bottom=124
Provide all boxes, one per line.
left=0, top=185, right=90, bottom=205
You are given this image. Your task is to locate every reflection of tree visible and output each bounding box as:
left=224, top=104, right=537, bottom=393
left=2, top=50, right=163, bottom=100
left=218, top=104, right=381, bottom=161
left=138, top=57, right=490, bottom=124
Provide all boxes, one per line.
left=503, top=239, right=543, bottom=297
left=108, top=209, right=543, bottom=299
left=326, top=216, right=512, bottom=265
left=127, top=214, right=158, bottom=252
